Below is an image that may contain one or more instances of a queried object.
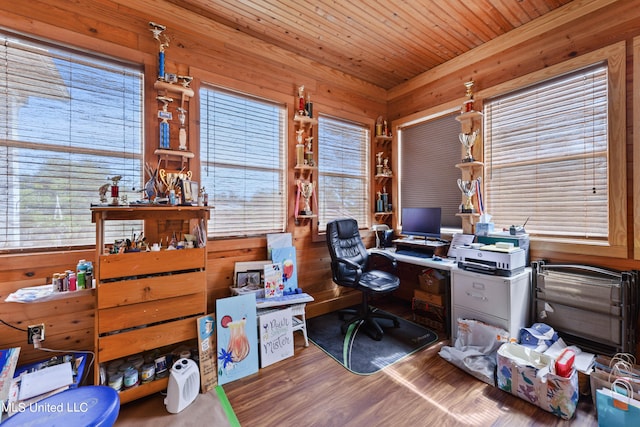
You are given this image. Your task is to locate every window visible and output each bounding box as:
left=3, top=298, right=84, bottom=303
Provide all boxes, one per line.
left=317, top=115, right=369, bottom=231
left=0, top=32, right=144, bottom=251
left=398, top=113, right=462, bottom=231
left=199, top=85, right=286, bottom=237
left=484, top=64, right=608, bottom=239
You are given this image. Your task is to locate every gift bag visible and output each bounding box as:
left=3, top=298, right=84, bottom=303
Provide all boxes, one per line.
left=497, top=342, right=578, bottom=420
left=590, top=353, right=640, bottom=408
left=596, top=378, right=640, bottom=427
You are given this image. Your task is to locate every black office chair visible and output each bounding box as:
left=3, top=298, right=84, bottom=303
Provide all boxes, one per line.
left=326, top=218, right=401, bottom=340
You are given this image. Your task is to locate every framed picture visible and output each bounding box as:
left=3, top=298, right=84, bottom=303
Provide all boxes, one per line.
left=181, top=180, right=199, bottom=205
left=236, top=270, right=262, bottom=288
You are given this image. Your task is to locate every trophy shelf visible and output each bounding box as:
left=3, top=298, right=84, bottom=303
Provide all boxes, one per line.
left=455, top=160, right=484, bottom=169
left=293, top=115, right=317, bottom=126
left=375, top=174, right=392, bottom=181
left=375, top=135, right=393, bottom=144
left=456, top=110, right=483, bottom=134
left=374, top=212, right=392, bottom=219
left=154, top=80, right=195, bottom=98
left=456, top=212, right=480, bottom=234
left=294, top=165, right=317, bottom=175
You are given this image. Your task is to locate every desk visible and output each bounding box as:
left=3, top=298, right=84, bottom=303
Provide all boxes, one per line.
left=371, top=247, right=457, bottom=271
left=370, top=248, right=455, bottom=301
left=371, top=248, right=531, bottom=344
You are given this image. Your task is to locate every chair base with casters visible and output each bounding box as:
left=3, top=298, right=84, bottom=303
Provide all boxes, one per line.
left=326, top=218, right=401, bottom=341
left=339, top=283, right=400, bottom=340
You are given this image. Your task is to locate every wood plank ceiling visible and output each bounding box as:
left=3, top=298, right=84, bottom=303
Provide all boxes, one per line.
left=166, top=0, right=574, bottom=89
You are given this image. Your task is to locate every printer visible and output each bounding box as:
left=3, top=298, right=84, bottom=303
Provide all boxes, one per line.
left=456, top=243, right=526, bottom=276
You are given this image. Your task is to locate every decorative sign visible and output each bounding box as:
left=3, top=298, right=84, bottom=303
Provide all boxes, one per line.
left=197, top=314, right=217, bottom=393
left=264, top=263, right=284, bottom=298
left=259, top=308, right=294, bottom=368
left=216, top=294, right=258, bottom=385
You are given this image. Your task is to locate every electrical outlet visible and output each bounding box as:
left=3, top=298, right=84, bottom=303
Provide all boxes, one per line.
left=27, top=324, right=45, bottom=344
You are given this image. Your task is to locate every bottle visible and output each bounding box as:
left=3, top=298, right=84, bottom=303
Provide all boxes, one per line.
left=68, top=272, right=77, bottom=291
left=85, top=261, right=94, bottom=288
left=76, top=259, right=87, bottom=289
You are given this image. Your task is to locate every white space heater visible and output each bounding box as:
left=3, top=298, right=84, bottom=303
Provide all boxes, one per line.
left=164, top=358, right=200, bottom=414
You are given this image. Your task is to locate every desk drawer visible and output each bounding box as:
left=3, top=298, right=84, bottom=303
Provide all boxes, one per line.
left=452, top=305, right=508, bottom=340
left=453, top=271, right=509, bottom=319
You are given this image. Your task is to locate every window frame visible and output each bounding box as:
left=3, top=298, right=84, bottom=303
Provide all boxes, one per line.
left=314, top=113, right=371, bottom=236
left=198, top=82, right=287, bottom=238
left=0, top=30, right=145, bottom=252
left=479, top=42, right=627, bottom=258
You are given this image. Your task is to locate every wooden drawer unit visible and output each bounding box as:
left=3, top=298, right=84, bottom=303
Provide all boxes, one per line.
left=451, top=268, right=531, bottom=342
left=91, top=206, right=209, bottom=404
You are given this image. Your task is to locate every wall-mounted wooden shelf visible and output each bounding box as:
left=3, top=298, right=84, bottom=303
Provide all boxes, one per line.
left=154, top=80, right=195, bottom=98
left=293, top=115, right=317, bottom=126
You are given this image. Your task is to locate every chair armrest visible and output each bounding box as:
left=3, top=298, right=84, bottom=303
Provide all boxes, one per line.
left=334, top=257, right=364, bottom=282
left=369, top=250, right=398, bottom=271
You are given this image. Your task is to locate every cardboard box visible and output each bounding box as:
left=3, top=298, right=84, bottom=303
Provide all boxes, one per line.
left=418, top=268, right=447, bottom=294
left=412, top=304, right=448, bottom=336
left=413, top=288, right=444, bottom=306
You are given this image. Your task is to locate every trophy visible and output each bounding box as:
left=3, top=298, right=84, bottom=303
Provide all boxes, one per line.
left=177, top=107, right=187, bottom=151
left=457, top=178, right=479, bottom=213
left=297, top=179, right=314, bottom=216
left=149, top=22, right=169, bottom=81
left=376, top=152, right=384, bottom=175
left=462, top=80, right=475, bottom=113
left=297, top=85, right=305, bottom=117
left=108, top=175, right=122, bottom=206
left=157, top=96, right=173, bottom=149
left=459, top=129, right=478, bottom=162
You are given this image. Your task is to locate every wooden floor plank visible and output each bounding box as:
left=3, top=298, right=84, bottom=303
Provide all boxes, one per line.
left=115, top=298, right=598, bottom=426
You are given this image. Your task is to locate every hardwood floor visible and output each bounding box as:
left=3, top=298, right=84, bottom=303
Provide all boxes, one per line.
left=223, top=298, right=598, bottom=427
left=115, top=298, right=598, bottom=426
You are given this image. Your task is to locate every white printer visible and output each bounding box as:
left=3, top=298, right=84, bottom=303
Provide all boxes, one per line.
left=456, top=243, right=526, bottom=276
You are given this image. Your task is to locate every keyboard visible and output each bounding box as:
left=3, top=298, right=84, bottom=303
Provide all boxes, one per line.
left=395, top=249, right=433, bottom=259
left=255, top=292, right=314, bottom=308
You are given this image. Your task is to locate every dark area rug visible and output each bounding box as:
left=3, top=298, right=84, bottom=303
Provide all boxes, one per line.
left=307, top=307, right=438, bottom=375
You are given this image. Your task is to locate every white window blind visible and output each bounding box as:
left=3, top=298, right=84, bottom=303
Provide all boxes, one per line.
left=399, top=113, right=462, bottom=229
left=0, top=32, right=144, bottom=250
left=484, top=63, right=608, bottom=238
left=199, top=85, right=286, bottom=237
left=317, top=115, right=369, bottom=231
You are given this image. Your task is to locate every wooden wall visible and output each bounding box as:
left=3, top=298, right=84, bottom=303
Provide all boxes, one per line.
left=2, top=0, right=640, bottom=365
left=388, top=0, right=640, bottom=272
left=0, top=0, right=381, bottom=365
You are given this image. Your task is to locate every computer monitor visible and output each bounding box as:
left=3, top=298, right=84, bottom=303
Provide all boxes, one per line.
left=401, top=207, right=442, bottom=239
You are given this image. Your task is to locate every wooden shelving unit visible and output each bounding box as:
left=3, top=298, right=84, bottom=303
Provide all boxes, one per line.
left=293, top=94, right=317, bottom=225
left=373, top=120, right=393, bottom=224
left=91, top=206, right=209, bottom=404
left=455, top=108, right=484, bottom=234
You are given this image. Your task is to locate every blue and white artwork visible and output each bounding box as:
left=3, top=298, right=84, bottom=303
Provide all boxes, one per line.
left=216, top=293, right=258, bottom=385
left=271, top=246, right=298, bottom=292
